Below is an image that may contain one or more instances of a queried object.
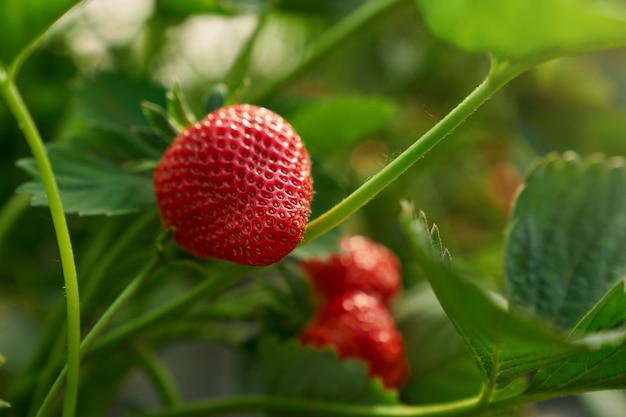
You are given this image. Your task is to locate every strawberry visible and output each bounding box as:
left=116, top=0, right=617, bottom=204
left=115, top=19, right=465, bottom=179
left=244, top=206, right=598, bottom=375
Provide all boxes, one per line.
left=301, top=236, right=401, bottom=304
left=153, top=104, right=313, bottom=266
left=299, top=291, right=410, bottom=389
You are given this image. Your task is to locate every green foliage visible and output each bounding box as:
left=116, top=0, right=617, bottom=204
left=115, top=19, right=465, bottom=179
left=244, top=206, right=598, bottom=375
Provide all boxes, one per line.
left=16, top=126, right=158, bottom=215
left=290, top=96, right=397, bottom=155
left=506, top=153, right=626, bottom=330
left=256, top=336, right=399, bottom=405
left=415, top=0, right=626, bottom=60
left=395, top=285, right=483, bottom=404
left=0, top=353, right=8, bottom=408
left=0, top=0, right=80, bottom=65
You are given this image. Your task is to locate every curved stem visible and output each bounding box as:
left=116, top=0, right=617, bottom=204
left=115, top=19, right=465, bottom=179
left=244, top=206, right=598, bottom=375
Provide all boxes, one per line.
left=247, top=0, right=406, bottom=104
left=0, top=71, right=81, bottom=417
left=303, top=58, right=527, bottom=244
left=34, top=256, right=163, bottom=417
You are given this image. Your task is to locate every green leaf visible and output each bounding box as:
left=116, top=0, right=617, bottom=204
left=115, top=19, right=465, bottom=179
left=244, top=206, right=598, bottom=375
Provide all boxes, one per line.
left=521, top=279, right=626, bottom=396
left=166, top=81, right=197, bottom=130
left=573, top=279, right=626, bottom=335
left=290, top=95, right=397, bottom=155
left=506, top=152, right=626, bottom=330
left=400, top=204, right=583, bottom=391
left=0, top=0, right=80, bottom=65
left=141, top=101, right=180, bottom=143
left=17, top=126, right=156, bottom=216
left=415, top=0, right=626, bottom=60
left=72, top=72, right=167, bottom=131
left=395, top=285, right=483, bottom=404
left=256, top=336, right=399, bottom=405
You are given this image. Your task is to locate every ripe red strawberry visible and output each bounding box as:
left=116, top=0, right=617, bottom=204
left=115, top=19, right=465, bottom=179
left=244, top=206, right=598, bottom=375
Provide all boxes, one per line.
left=153, top=104, right=313, bottom=266
left=301, top=236, right=401, bottom=304
left=299, top=291, right=410, bottom=389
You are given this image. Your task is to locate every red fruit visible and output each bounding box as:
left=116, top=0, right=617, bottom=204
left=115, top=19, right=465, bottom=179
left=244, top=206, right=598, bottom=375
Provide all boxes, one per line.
left=299, top=291, right=410, bottom=389
left=301, top=236, right=401, bottom=304
left=153, top=104, right=313, bottom=266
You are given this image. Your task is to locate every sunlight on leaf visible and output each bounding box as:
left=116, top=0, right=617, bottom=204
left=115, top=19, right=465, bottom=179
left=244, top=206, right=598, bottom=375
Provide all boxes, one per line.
left=415, top=0, right=626, bottom=60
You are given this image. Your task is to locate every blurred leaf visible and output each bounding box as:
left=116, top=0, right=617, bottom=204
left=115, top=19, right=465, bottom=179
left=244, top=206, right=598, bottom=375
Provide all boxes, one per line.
left=17, top=126, right=156, bottom=216
left=256, top=336, right=399, bottom=405
left=166, top=82, right=197, bottom=130
left=400, top=203, right=584, bottom=390
left=0, top=0, right=80, bottom=65
left=290, top=95, right=397, bottom=154
left=506, top=152, right=626, bottom=330
left=415, top=0, right=626, bottom=59
left=395, top=285, right=483, bottom=404
left=142, top=101, right=180, bottom=143
left=155, top=0, right=254, bottom=17
left=73, top=72, right=167, bottom=131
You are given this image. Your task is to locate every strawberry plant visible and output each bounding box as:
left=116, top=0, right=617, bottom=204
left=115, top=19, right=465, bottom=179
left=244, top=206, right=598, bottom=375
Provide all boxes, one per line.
left=1, top=0, right=626, bottom=417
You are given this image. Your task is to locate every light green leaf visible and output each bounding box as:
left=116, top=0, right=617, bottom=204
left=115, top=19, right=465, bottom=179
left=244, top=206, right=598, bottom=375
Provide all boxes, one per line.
left=290, top=96, right=397, bottom=154
left=506, top=152, right=626, bottom=330
left=0, top=353, right=8, bottom=408
left=0, top=0, right=80, bottom=65
left=400, top=204, right=583, bottom=391
left=256, top=336, right=399, bottom=405
left=166, top=81, right=197, bottom=131
left=415, top=0, right=626, bottom=60
left=573, top=279, right=626, bottom=335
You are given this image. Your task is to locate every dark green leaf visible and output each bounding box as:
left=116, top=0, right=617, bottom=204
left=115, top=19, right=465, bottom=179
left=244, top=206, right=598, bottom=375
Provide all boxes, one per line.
left=395, top=285, right=483, bottom=404
left=72, top=72, right=167, bottom=131
left=290, top=95, right=397, bottom=154
left=415, top=0, right=626, bottom=60
left=256, top=336, right=399, bottom=405
left=521, top=279, right=626, bottom=396
left=573, top=279, right=626, bottom=334
left=0, top=0, right=80, bottom=65
left=400, top=203, right=583, bottom=390
left=506, top=152, right=626, bottom=330
left=17, top=127, right=156, bottom=216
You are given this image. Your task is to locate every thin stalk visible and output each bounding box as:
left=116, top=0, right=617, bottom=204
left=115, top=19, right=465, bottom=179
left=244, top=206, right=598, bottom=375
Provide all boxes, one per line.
left=132, top=395, right=481, bottom=417
left=0, top=71, right=81, bottom=417
left=0, top=193, right=29, bottom=244
left=247, top=0, right=406, bottom=103
left=87, top=262, right=254, bottom=356
left=303, top=59, right=527, bottom=244
left=34, top=256, right=163, bottom=417
left=132, top=342, right=181, bottom=408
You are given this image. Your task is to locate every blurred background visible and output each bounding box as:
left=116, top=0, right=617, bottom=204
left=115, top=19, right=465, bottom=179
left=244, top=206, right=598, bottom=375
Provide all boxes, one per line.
left=1, top=0, right=626, bottom=416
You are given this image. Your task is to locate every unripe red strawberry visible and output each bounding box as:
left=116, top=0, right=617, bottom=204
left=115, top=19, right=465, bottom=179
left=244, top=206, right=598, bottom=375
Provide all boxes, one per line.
left=301, top=236, right=401, bottom=304
left=299, top=291, right=410, bottom=389
left=153, top=104, right=313, bottom=266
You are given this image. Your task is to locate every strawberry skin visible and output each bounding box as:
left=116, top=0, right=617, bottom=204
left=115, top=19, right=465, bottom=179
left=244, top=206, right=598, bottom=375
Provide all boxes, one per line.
left=153, top=104, right=313, bottom=266
left=301, top=236, right=401, bottom=304
left=299, top=291, right=410, bottom=389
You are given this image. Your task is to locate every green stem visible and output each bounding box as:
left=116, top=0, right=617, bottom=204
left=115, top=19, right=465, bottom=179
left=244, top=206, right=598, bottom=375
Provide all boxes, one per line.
left=133, top=395, right=481, bottom=417
left=247, top=0, right=406, bottom=104
left=0, top=192, right=29, bottom=245
left=132, top=342, right=181, bottom=408
left=87, top=262, right=254, bottom=356
left=303, top=58, right=528, bottom=243
left=0, top=70, right=81, bottom=417
left=34, top=256, right=163, bottom=417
